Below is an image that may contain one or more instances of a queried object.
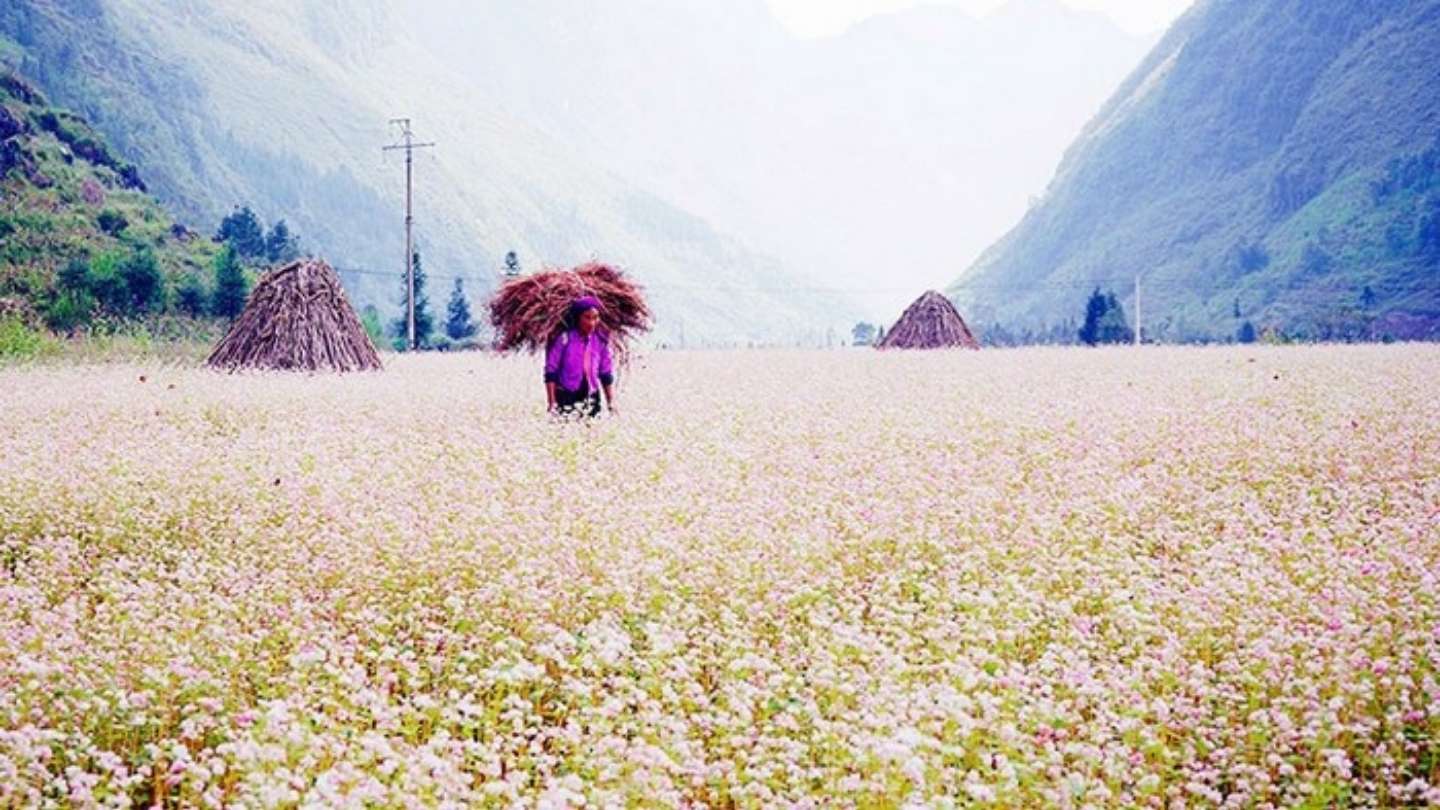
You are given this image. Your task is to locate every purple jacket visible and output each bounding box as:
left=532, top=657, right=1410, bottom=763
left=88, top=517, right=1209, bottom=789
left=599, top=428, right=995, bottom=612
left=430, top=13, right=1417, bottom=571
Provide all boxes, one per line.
left=544, top=329, right=614, bottom=392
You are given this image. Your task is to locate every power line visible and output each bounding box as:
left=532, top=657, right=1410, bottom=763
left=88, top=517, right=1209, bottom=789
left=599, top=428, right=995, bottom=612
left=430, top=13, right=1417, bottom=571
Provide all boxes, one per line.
left=329, top=264, right=1436, bottom=298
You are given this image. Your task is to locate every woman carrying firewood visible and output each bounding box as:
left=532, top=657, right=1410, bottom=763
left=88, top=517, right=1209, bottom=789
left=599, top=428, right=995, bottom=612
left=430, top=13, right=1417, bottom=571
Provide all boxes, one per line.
left=544, top=296, right=616, bottom=418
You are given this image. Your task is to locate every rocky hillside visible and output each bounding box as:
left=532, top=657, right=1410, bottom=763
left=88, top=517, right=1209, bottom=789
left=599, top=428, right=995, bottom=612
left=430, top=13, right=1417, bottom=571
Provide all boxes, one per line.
left=950, top=0, right=1440, bottom=342
left=0, top=70, right=217, bottom=331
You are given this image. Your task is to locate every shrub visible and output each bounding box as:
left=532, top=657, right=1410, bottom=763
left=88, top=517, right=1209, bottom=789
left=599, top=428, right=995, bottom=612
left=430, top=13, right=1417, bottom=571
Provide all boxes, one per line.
left=43, top=289, right=94, bottom=334
left=87, top=252, right=129, bottom=314
left=58, top=257, right=90, bottom=291
left=119, top=248, right=162, bottom=314
left=96, top=209, right=128, bottom=236
left=0, top=316, right=57, bottom=359
left=175, top=274, right=208, bottom=318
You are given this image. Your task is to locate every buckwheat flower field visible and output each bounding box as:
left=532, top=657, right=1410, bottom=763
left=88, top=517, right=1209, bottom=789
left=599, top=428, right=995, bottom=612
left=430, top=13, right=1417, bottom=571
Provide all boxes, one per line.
left=1, top=346, right=1438, bottom=808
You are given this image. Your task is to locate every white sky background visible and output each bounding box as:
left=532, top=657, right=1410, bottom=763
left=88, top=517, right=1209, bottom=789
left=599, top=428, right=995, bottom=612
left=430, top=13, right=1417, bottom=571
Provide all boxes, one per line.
left=767, top=0, right=1195, bottom=37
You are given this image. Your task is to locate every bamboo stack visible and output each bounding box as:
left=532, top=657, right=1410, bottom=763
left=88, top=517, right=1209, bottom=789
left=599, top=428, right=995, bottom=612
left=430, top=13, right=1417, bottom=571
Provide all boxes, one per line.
left=877, top=290, right=981, bottom=351
left=207, top=259, right=383, bottom=373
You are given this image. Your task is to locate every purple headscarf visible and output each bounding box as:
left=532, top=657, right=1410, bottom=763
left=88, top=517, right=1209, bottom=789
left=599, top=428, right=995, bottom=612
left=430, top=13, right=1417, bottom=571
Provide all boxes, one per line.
left=569, top=295, right=602, bottom=324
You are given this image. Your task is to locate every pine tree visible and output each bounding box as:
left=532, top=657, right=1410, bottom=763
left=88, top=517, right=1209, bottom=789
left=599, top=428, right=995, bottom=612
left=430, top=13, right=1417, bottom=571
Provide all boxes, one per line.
left=211, top=245, right=249, bottom=318
left=445, top=278, right=477, bottom=341
left=1079, top=288, right=1133, bottom=346
left=1098, top=292, right=1133, bottom=344
left=392, top=249, right=434, bottom=349
left=504, top=250, right=521, bottom=277
left=264, top=220, right=299, bottom=263
left=1078, top=288, right=1107, bottom=346
left=215, top=206, right=266, bottom=261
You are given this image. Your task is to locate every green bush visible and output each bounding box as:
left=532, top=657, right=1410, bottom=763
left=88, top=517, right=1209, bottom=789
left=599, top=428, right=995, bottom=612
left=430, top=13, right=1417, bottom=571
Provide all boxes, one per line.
left=87, top=251, right=128, bottom=313
left=360, top=304, right=386, bottom=348
left=120, top=247, right=162, bottom=313
left=57, top=256, right=89, bottom=290
left=43, top=288, right=94, bottom=333
left=82, top=247, right=163, bottom=316
left=175, top=274, right=207, bottom=317
left=0, top=316, right=57, bottom=360
left=96, top=208, right=128, bottom=235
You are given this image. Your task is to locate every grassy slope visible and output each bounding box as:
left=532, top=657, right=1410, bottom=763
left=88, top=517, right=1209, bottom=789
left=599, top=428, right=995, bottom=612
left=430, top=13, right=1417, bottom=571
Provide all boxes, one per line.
left=0, top=67, right=218, bottom=327
left=949, top=0, right=1440, bottom=341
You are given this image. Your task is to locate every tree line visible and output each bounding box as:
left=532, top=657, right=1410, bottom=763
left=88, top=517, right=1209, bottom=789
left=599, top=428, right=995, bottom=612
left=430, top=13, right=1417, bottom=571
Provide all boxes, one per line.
left=42, top=205, right=295, bottom=332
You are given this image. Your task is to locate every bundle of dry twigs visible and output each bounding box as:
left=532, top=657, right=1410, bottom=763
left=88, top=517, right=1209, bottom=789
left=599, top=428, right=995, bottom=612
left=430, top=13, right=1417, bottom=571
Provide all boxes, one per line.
left=877, top=290, right=980, bottom=350
left=489, top=262, right=651, bottom=360
left=207, top=259, right=383, bottom=373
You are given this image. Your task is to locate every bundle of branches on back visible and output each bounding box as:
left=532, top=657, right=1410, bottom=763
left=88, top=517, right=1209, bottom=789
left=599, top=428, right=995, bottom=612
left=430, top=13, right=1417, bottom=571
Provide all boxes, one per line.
left=489, top=262, right=651, bottom=361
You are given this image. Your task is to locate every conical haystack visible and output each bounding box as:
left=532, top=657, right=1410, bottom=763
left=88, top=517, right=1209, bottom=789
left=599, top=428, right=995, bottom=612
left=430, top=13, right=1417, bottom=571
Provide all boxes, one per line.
left=208, top=259, right=382, bottom=372
left=877, top=290, right=980, bottom=350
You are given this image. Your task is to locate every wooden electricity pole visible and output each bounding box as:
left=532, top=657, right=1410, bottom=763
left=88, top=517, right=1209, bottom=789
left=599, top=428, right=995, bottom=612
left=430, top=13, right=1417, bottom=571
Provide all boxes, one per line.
left=383, top=119, right=435, bottom=350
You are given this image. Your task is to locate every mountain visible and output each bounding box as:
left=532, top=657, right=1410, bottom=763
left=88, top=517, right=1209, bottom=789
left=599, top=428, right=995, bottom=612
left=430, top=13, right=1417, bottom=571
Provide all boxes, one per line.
left=414, top=0, right=1152, bottom=318
left=0, top=70, right=217, bottom=331
left=950, top=0, right=1440, bottom=342
left=1, top=0, right=855, bottom=346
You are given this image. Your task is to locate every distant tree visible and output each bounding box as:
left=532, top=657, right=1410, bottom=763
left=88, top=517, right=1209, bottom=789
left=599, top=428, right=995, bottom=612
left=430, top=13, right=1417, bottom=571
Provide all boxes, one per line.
left=119, top=248, right=163, bottom=314
left=360, top=305, right=386, bottom=347
left=391, top=249, right=434, bottom=348
left=1079, top=288, right=1133, bottom=346
left=1237, top=320, right=1257, bottom=344
left=176, top=274, right=208, bottom=317
left=1233, top=297, right=1242, bottom=320
left=1359, top=285, right=1377, bottom=310
left=851, top=322, right=876, bottom=346
left=211, top=245, right=249, bottom=319
left=876, top=325, right=887, bottom=345
left=1078, top=289, right=1107, bottom=346
left=264, top=219, right=299, bottom=263
left=445, top=278, right=477, bottom=341
left=1099, top=292, right=1133, bottom=344
left=215, top=206, right=266, bottom=261
left=504, top=250, right=521, bottom=277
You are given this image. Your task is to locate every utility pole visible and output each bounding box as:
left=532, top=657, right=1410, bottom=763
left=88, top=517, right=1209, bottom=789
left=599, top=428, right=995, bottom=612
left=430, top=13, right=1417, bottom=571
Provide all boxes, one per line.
left=383, top=119, right=435, bottom=350
left=1134, top=275, right=1142, bottom=347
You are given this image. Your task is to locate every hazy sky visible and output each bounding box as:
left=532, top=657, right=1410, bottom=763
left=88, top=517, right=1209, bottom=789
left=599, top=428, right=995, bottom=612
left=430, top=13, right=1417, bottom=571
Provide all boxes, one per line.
left=766, top=0, right=1195, bottom=37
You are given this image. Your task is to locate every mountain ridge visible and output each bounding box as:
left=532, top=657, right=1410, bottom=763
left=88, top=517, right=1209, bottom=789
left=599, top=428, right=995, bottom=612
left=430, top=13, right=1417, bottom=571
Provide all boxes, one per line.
left=950, top=0, right=1440, bottom=342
